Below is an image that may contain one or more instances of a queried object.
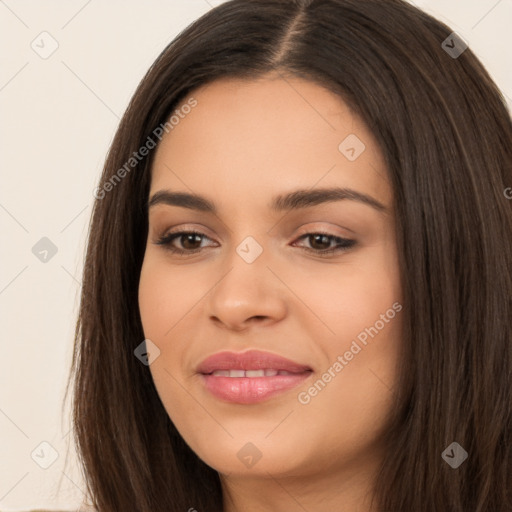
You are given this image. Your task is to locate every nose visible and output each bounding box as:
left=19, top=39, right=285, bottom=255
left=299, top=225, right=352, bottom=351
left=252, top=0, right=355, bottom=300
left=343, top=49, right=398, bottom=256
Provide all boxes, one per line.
left=206, top=252, right=288, bottom=332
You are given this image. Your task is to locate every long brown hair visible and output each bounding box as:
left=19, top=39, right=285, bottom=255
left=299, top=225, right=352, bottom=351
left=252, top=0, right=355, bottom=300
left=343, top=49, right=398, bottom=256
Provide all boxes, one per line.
left=65, top=0, right=512, bottom=510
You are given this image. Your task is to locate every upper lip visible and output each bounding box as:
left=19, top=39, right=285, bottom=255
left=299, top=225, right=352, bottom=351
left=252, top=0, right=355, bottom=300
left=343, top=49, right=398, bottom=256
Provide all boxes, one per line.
left=197, top=350, right=313, bottom=374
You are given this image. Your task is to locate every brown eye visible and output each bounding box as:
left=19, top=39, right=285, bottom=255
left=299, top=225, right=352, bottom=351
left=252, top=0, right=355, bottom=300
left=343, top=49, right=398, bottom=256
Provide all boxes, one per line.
left=155, top=230, right=214, bottom=254
left=293, top=232, right=356, bottom=256
left=177, top=233, right=203, bottom=250
left=308, top=234, right=333, bottom=250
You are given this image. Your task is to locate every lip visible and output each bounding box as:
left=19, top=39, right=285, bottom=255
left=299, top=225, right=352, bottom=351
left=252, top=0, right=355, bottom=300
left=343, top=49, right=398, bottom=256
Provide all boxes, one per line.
left=197, top=349, right=312, bottom=374
left=197, top=350, right=313, bottom=404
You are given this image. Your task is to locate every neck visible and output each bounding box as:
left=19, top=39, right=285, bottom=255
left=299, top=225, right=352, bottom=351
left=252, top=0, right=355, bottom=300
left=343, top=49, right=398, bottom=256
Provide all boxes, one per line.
left=220, top=455, right=381, bottom=512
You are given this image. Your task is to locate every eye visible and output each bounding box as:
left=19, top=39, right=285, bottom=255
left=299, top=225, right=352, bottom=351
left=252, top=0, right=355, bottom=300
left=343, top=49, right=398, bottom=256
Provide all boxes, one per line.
left=292, top=232, right=356, bottom=256
left=154, top=230, right=356, bottom=257
left=155, top=230, right=215, bottom=254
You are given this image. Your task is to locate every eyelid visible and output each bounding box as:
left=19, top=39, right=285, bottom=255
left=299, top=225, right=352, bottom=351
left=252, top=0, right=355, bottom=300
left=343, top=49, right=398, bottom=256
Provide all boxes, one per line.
left=154, top=223, right=218, bottom=241
left=154, top=224, right=357, bottom=258
left=294, top=222, right=353, bottom=239
left=155, top=222, right=352, bottom=244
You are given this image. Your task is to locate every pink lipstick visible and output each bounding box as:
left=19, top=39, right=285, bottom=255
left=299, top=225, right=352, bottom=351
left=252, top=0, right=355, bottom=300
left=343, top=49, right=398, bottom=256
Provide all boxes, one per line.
left=197, top=350, right=313, bottom=404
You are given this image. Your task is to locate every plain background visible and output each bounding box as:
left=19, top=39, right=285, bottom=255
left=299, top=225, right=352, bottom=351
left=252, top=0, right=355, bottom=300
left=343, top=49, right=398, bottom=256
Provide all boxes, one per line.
left=0, top=0, right=510, bottom=510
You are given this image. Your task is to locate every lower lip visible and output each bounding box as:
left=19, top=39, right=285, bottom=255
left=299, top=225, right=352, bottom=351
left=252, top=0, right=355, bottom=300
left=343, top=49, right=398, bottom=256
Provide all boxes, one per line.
left=201, top=373, right=312, bottom=404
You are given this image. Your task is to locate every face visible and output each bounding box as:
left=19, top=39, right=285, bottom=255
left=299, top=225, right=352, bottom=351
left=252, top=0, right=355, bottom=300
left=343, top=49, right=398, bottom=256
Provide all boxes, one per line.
left=138, top=73, right=403, bottom=482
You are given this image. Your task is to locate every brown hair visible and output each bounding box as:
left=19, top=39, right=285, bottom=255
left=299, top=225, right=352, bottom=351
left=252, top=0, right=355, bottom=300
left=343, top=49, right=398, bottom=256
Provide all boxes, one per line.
left=65, top=0, right=512, bottom=510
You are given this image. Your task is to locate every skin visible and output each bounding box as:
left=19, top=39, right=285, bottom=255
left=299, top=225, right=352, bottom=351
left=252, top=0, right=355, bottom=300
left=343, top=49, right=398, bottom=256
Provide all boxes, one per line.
left=138, top=72, right=403, bottom=512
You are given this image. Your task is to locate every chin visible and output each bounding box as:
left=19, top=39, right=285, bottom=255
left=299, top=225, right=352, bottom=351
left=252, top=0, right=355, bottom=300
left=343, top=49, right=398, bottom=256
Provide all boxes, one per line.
left=183, top=432, right=313, bottom=477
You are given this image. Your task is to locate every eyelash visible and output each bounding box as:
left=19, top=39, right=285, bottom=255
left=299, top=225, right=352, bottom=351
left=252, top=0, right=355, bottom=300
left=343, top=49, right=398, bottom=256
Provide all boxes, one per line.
left=154, top=230, right=356, bottom=257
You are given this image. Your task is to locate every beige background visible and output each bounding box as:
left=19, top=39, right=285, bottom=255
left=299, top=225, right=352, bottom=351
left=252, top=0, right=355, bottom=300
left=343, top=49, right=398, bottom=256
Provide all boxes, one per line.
left=0, top=0, right=510, bottom=510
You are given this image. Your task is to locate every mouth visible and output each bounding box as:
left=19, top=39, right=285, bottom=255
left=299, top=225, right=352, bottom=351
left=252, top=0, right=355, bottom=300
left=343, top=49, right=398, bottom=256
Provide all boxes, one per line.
left=197, top=350, right=313, bottom=404
left=209, top=368, right=307, bottom=377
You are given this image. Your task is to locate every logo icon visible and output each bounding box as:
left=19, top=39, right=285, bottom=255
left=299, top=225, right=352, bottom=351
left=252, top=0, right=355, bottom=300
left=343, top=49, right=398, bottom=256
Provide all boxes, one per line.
left=134, top=339, right=161, bottom=366
left=237, top=442, right=263, bottom=469
left=339, top=134, right=366, bottom=161
left=236, top=236, right=263, bottom=264
left=31, top=441, right=59, bottom=469
left=30, top=31, right=59, bottom=60
left=441, top=32, right=468, bottom=59
left=32, top=237, right=58, bottom=263
left=441, top=441, right=468, bottom=468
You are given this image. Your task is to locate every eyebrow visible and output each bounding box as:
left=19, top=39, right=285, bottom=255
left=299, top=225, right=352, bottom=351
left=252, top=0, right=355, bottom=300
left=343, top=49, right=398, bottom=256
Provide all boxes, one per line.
left=147, top=186, right=387, bottom=214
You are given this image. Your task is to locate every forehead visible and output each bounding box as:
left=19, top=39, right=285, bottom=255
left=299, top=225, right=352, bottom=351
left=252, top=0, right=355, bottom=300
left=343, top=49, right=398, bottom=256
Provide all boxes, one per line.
left=150, top=74, right=391, bottom=208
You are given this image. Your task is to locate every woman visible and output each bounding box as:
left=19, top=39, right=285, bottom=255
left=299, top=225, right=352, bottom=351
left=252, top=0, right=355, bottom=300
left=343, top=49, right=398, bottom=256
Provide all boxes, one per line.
left=67, top=0, right=512, bottom=510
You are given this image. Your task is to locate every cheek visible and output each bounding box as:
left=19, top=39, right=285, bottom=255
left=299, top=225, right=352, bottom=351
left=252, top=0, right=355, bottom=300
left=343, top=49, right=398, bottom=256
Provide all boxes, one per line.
left=282, top=243, right=401, bottom=344
left=291, top=284, right=402, bottom=471
left=138, top=255, right=202, bottom=337
left=138, top=259, right=201, bottom=425
left=288, top=245, right=403, bottom=424
left=138, top=262, right=169, bottom=335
